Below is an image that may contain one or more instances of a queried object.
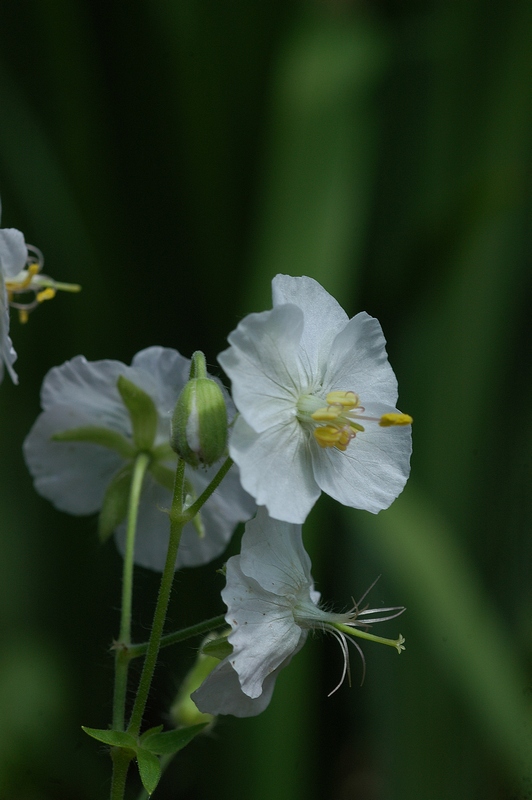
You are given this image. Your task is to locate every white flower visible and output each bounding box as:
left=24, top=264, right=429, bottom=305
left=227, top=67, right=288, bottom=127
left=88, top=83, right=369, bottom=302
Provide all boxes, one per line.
left=23, top=347, right=255, bottom=570
left=217, top=275, right=413, bottom=523
left=192, top=507, right=404, bottom=717
left=0, top=204, right=28, bottom=384
left=0, top=198, right=80, bottom=385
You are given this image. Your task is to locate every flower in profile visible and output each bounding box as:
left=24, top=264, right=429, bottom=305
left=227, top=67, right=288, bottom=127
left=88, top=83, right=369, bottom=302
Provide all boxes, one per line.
left=23, top=347, right=255, bottom=570
left=192, top=508, right=405, bottom=717
left=0, top=200, right=80, bottom=385
left=217, top=275, right=413, bottom=523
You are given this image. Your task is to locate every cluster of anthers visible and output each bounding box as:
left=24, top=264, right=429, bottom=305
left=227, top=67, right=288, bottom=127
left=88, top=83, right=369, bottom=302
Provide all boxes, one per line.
left=301, top=389, right=413, bottom=452
left=5, top=245, right=80, bottom=324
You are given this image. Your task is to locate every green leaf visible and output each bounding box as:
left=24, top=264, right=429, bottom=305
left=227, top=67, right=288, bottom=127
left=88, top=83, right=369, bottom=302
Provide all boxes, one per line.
left=139, top=725, right=164, bottom=743
left=52, top=426, right=135, bottom=459
left=117, top=374, right=158, bottom=450
left=136, top=747, right=161, bottom=796
left=141, top=723, right=208, bottom=755
left=81, top=726, right=136, bottom=749
left=98, top=465, right=133, bottom=542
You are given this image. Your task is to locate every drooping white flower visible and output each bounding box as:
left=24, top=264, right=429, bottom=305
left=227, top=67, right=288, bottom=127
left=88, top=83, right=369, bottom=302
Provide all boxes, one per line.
left=23, top=347, right=255, bottom=570
left=0, top=199, right=80, bottom=385
left=217, top=275, right=413, bottom=524
left=192, top=507, right=405, bottom=717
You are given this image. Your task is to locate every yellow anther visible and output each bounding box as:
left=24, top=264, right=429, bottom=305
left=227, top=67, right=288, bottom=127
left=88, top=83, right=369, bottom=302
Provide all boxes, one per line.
left=18, top=309, right=29, bottom=324
left=314, top=425, right=343, bottom=448
left=311, top=405, right=343, bottom=422
left=325, top=391, right=359, bottom=409
left=36, top=287, right=56, bottom=303
left=379, top=413, right=413, bottom=427
left=314, top=424, right=356, bottom=451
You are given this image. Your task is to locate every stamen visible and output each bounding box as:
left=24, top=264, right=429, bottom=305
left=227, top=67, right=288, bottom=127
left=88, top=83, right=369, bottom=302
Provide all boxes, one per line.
left=379, top=413, right=413, bottom=427
left=325, top=391, right=359, bottom=409
left=36, top=287, right=56, bottom=303
left=314, top=425, right=356, bottom=451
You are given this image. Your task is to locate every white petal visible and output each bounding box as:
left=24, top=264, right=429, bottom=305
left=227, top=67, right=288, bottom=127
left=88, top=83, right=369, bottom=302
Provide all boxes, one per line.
left=40, top=356, right=132, bottom=435
left=323, top=312, right=398, bottom=405
left=272, top=275, right=348, bottom=377
left=228, top=416, right=320, bottom=524
left=191, top=657, right=280, bottom=718
left=130, top=346, right=191, bottom=436
left=218, top=305, right=304, bottom=432
left=23, top=405, right=124, bottom=514
left=0, top=280, right=17, bottom=384
left=222, top=559, right=306, bottom=698
left=114, top=463, right=255, bottom=571
left=0, top=228, right=27, bottom=278
left=238, top=507, right=313, bottom=596
left=174, top=463, right=255, bottom=569
left=311, top=418, right=412, bottom=513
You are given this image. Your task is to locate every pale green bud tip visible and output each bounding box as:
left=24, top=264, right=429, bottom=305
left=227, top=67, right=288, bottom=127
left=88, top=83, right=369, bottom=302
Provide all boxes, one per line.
left=171, top=373, right=228, bottom=467
left=189, top=350, right=207, bottom=380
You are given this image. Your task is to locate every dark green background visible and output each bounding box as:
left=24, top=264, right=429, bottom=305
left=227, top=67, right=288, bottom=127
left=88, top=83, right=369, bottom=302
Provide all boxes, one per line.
left=1, top=1, right=532, bottom=798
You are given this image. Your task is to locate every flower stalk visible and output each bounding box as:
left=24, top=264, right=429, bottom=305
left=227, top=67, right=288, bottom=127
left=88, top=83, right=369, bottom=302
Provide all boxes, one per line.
left=112, top=451, right=151, bottom=732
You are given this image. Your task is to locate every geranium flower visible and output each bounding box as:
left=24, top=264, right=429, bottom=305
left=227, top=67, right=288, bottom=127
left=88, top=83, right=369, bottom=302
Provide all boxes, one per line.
left=1, top=200, right=80, bottom=384
left=0, top=213, right=28, bottom=384
left=192, top=508, right=405, bottom=717
left=217, top=275, right=413, bottom=523
left=23, top=347, right=255, bottom=570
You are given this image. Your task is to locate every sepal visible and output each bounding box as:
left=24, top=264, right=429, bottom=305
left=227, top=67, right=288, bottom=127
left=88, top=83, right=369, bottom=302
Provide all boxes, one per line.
left=117, top=375, right=158, bottom=450
left=52, top=426, right=135, bottom=459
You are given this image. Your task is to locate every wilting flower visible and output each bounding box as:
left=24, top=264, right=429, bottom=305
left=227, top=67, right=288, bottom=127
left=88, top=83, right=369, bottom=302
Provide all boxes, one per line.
left=23, top=347, right=255, bottom=570
left=0, top=200, right=80, bottom=385
left=218, top=275, right=413, bottom=523
left=192, top=508, right=404, bottom=717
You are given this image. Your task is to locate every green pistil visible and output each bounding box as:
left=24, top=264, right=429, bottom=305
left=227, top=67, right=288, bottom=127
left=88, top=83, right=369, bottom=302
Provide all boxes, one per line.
left=332, top=622, right=405, bottom=654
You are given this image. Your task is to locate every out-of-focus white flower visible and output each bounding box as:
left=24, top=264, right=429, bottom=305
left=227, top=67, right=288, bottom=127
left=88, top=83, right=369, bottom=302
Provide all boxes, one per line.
left=217, top=275, right=413, bottom=523
left=0, top=199, right=80, bottom=385
left=192, top=508, right=404, bottom=717
left=0, top=206, right=28, bottom=384
left=23, top=347, right=255, bottom=570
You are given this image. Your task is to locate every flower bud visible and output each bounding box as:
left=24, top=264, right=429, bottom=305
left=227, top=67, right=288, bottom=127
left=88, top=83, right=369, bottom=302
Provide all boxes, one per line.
left=171, top=351, right=228, bottom=467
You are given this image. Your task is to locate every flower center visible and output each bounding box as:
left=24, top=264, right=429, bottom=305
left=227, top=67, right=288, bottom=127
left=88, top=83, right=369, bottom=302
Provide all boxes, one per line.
left=297, top=390, right=412, bottom=452
left=5, top=245, right=81, bottom=324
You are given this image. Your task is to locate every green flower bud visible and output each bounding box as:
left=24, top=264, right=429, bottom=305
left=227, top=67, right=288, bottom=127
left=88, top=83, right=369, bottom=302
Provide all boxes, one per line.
left=171, top=351, right=228, bottom=467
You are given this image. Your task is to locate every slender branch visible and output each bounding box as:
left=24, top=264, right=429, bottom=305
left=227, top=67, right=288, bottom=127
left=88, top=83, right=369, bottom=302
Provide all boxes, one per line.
left=127, top=459, right=187, bottom=737
left=183, top=456, right=233, bottom=521
left=127, top=615, right=226, bottom=659
left=110, top=747, right=134, bottom=800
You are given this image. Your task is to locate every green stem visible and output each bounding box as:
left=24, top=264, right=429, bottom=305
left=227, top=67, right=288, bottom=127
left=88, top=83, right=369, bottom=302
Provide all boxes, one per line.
left=127, top=615, right=226, bottom=659
left=110, top=747, right=134, bottom=800
left=183, top=456, right=233, bottom=521
left=127, top=459, right=187, bottom=737
left=113, top=452, right=151, bottom=732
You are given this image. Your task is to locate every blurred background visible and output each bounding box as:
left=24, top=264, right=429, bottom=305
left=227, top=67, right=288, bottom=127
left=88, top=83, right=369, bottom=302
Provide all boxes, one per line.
left=1, top=0, right=532, bottom=798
